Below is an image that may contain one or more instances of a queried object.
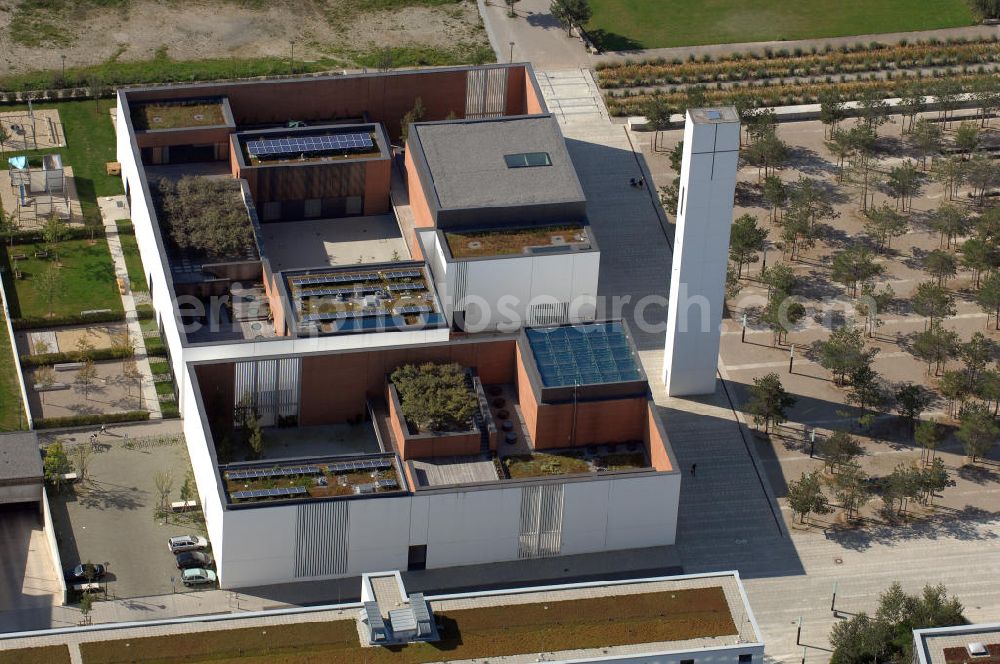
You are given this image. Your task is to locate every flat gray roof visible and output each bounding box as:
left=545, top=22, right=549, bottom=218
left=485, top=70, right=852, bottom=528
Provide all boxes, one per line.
left=412, top=116, right=585, bottom=211
left=0, top=432, right=42, bottom=482
left=915, top=624, right=1000, bottom=664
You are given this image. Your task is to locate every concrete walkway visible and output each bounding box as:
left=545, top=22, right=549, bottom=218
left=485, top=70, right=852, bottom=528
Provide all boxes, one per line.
left=97, top=196, right=161, bottom=419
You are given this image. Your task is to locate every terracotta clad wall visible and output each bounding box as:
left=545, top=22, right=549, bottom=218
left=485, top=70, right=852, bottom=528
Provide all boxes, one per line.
left=229, top=138, right=243, bottom=179
left=645, top=403, right=673, bottom=472
left=195, top=362, right=236, bottom=436
left=298, top=339, right=516, bottom=426
left=404, top=145, right=434, bottom=230
left=524, top=68, right=544, bottom=115
left=387, top=390, right=481, bottom=459
left=505, top=65, right=528, bottom=116
left=363, top=159, right=392, bottom=215
left=261, top=267, right=287, bottom=337
left=515, top=344, right=539, bottom=442
left=135, top=126, right=233, bottom=150
left=529, top=397, right=648, bottom=450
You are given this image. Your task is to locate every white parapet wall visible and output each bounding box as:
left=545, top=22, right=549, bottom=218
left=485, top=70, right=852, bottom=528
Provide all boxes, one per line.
left=663, top=107, right=740, bottom=396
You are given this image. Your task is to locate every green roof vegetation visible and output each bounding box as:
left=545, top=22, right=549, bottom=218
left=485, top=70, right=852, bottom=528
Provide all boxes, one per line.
left=445, top=224, right=588, bottom=258
left=0, top=645, right=71, bottom=664
left=392, top=362, right=478, bottom=433
left=131, top=102, right=226, bottom=131
left=0, top=308, right=26, bottom=432
left=154, top=176, right=256, bottom=261
left=504, top=447, right=648, bottom=478
left=78, top=586, right=737, bottom=663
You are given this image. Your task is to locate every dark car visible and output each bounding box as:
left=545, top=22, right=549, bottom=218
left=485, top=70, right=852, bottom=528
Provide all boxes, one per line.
left=175, top=551, right=213, bottom=570
left=65, top=563, right=106, bottom=583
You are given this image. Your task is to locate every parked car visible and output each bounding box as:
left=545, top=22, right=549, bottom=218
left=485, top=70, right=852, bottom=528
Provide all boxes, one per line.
left=181, top=568, right=217, bottom=587
left=175, top=551, right=213, bottom=570
left=64, top=563, right=106, bottom=583
left=167, top=535, right=208, bottom=554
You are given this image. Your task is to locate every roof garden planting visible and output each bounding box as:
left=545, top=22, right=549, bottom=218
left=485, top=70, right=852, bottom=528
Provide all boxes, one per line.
left=131, top=100, right=226, bottom=130
left=391, top=362, right=479, bottom=434
left=223, top=457, right=403, bottom=504
left=444, top=223, right=590, bottom=259
left=503, top=443, right=648, bottom=479
left=78, top=585, right=739, bottom=662
left=241, top=129, right=381, bottom=165
left=153, top=176, right=257, bottom=263
left=286, top=266, right=441, bottom=335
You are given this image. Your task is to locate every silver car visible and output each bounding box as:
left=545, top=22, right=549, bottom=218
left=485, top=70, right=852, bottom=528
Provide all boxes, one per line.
left=167, top=535, right=208, bottom=554
left=181, top=568, right=217, bottom=587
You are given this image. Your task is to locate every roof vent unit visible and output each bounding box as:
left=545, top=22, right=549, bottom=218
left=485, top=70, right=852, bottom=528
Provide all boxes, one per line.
left=967, top=643, right=989, bottom=657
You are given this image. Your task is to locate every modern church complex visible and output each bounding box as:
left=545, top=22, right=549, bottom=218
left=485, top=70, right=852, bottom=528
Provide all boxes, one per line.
left=116, top=63, right=735, bottom=588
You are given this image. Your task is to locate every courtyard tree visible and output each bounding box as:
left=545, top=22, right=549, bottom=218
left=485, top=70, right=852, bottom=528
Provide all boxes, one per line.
left=831, top=246, right=883, bottom=297
left=549, top=0, right=591, bottom=35
left=122, top=357, right=143, bottom=409
left=399, top=96, right=426, bottom=143
left=863, top=204, right=907, bottom=253
left=922, top=249, right=958, bottom=287
left=911, top=281, right=956, bottom=328
left=960, top=332, right=994, bottom=384
left=72, top=443, right=92, bottom=484
left=820, top=430, right=864, bottom=473
left=961, top=238, right=995, bottom=289
left=744, top=372, right=796, bottom=434
left=832, top=461, right=869, bottom=519
left=886, top=160, right=921, bottom=211
left=910, top=118, right=943, bottom=170
left=43, top=441, right=72, bottom=491
left=884, top=464, right=922, bottom=516
left=818, top=88, right=845, bottom=138
left=976, top=271, right=1000, bottom=329
left=857, top=88, right=890, bottom=130
left=643, top=94, right=673, bottom=151
left=155, top=177, right=255, bottom=259
left=761, top=175, right=787, bottom=222
left=0, top=210, right=16, bottom=247
left=956, top=402, right=998, bottom=463
left=895, top=383, right=931, bottom=434
left=761, top=263, right=796, bottom=297
left=940, top=370, right=974, bottom=417
left=933, top=79, right=963, bottom=128
left=847, top=364, right=888, bottom=424
left=896, top=84, right=926, bottom=134
left=931, top=204, right=969, bottom=249
left=743, top=129, right=788, bottom=181
left=42, top=214, right=67, bottom=262
left=813, top=325, right=875, bottom=385
left=35, top=365, right=56, bottom=404
left=964, top=154, right=999, bottom=206
left=915, top=418, right=946, bottom=466
left=153, top=470, right=173, bottom=524
left=247, top=415, right=264, bottom=460
left=75, top=336, right=95, bottom=362
left=760, top=290, right=805, bottom=346
left=932, top=155, right=965, bottom=199
left=36, top=265, right=63, bottom=318
left=729, top=214, right=768, bottom=278
left=391, top=362, right=479, bottom=431
left=824, top=127, right=853, bottom=177
left=830, top=582, right=964, bottom=664
left=911, top=322, right=959, bottom=375
left=74, top=359, right=98, bottom=401
left=787, top=471, right=829, bottom=524
left=920, top=457, right=949, bottom=506
left=856, top=281, right=894, bottom=337
left=973, top=76, right=1000, bottom=127
left=955, top=121, right=981, bottom=159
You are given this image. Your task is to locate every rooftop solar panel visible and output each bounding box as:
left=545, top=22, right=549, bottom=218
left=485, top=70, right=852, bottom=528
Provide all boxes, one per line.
left=246, top=132, right=374, bottom=158
left=525, top=322, right=641, bottom=388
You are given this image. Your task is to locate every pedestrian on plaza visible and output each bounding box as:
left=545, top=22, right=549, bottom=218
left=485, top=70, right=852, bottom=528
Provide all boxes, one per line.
left=99, top=424, right=107, bottom=435
left=690, top=463, right=697, bottom=476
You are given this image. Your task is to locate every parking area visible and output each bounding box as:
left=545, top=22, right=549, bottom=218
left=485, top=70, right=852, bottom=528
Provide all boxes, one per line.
left=46, top=427, right=208, bottom=598
left=0, top=505, right=62, bottom=613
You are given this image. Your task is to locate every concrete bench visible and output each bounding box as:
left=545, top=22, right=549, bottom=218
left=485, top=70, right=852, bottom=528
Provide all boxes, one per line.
left=54, top=362, right=84, bottom=371
left=80, top=309, right=113, bottom=316
left=171, top=500, right=198, bottom=512
left=34, top=382, right=69, bottom=391
left=72, top=582, right=101, bottom=593
left=59, top=472, right=78, bottom=483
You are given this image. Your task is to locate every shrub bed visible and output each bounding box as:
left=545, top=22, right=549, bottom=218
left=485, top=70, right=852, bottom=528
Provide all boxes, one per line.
left=34, top=411, right=150, bottom=429
left=12, top=310, right=126, bottom=330
left=21, top=347, right=134, bottom=366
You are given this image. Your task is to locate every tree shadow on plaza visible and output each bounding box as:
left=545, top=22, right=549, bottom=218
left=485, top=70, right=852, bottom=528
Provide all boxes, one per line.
left=788, top=146, right=839, bottom=179
left=76, top=478, right=146, bottom=512
left=823, top=505, right=1000, bottom=553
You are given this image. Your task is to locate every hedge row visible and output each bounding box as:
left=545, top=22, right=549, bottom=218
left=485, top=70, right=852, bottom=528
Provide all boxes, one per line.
left=8, top=226, right=105, bottom=243
left=21, top=347, right=134, bottom=367
left=12, top=310, right=125, bottom=330
left=136, top=304, right=155, bottom=320
left=34, top=411, right=150, bottom=430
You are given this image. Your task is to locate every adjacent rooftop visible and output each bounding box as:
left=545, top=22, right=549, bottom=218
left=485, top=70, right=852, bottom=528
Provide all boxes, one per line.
left=916, top=625, right=1000, bottom=664
left=443, top=222, right=591, bottom=259
left=410, top=116, right=585, bottom=212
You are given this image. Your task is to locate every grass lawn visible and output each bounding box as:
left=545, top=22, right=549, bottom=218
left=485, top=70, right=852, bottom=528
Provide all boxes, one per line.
left=79, top=587, right=735, bottom=663
left=0, top=99, right=122, bottom=224
left=0, top=645, right=71, bottom=664
left=2, top=238, right=122, bottom=319
left=445, top=224, right=588, bottom=258
left=587, top=0, right=975, bottom=50
left=0, top=309, right=26, bottom=431
left=504, top=452, right=592, bottom=478
left=116, top=221, right=148, bottom=293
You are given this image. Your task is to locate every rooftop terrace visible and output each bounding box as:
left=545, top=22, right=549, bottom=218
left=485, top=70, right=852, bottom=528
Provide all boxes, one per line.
left=443, top=223, right=591, bottom=259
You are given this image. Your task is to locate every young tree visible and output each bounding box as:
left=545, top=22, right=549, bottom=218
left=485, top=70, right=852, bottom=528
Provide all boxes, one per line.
left=743, top=130, right=788, bottom=181
left=825, top=127, right=853, bottom=177
left=504, top=0, right=521, bottom=16
left=857, top=281, right=894, bottom=338
left=915, top=418, right=946, bottom=466
left=895, top=383, right=931, bottom=434
left=896, top=85, right=926, bottom=134
left=728, top=214, right=768, bottom=278
left=818, top=88, right=845, bottom=138
left=933, top=79, right=962, bottom=128
left=247, top=416, right=264, bottom=460
left=0, top=210, right=17, bottom=248
left=179, top=470, right=196, bottom=503
left=761, top=263, right=797, bottom=297
left=885, top=160, right=921, bottom=211
left=74, top=359, right=98, bottom=401
left=920, top=457, right=949, bottom=506
left=930, top=204, right=969, bottom=249
left=857, top=88, right=890, bottom=129
left=923, top=249, right=958, bottom=287
left=911, top=281, right=956, bottom=328
left=399, top=96, right=426, bottom=143
left=820, top=430, right=864, bottom=473
left=910, top=118, right=943, bottom=170
left=972, top=75, right=1000, bottom=127
left=744, top=372, right=797, bottom=434
left=977, top=271, right=1000, bottom=329
left=549, top=0, right=591, bottom=34
left=153, top=470, right=173, bottom=524
left=761, top=175, right=787, bottom=222
left=831, top=246, right=883, bottom=297
left=779, top=176, right=837, bottom=259
left=961, top=238, right=995, bottom=289
left=932, top=155, right=965, bottom=200
left=35, top=365, right=57, bottom=405
left=844, top=127, right=881, bottom=211
left=940, top=370, right=974, bottom=417
left=977, top=369, right=1000, bottom=417
left=863, top=204, right=907, bottom=253
left=847, top=363, right=887, bottom=424
left=955, top=121, right=981, bottom=159
left=42, top=214, right=68, bottom=262
left=911, top=322, right=959, bottom=375
left=964, top=154, right=999, bottom=206
left=122, top=357, right=143, bottom=409
left=642, top=94, right=674, bottom=152
left=43, top=441, right=72, bottom=490
left=72, top=443, right=92, bottom=484
left=813, top=325, right=875, bottom=385
left=956, top=402, right=998, bottom=463
left=35, top=265, right=63, bottom=317
left=760, top=289, right=805, bottom=345
left=884, top=464, right=922, bottom=516
left=787, top=470, right=829, bottom=524
left=833, top=461, right=870, bottom=519
left=960, top=332, right=994, bottom=384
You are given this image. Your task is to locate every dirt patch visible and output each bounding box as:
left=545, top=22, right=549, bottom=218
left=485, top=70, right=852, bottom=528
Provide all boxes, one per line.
left=0, top=0, right=488, bottom=76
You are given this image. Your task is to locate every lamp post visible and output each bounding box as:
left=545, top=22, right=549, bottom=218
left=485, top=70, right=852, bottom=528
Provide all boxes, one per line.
left=61, top=55, right=66, bottom=83
left=509, top=41, right=515, bottom=63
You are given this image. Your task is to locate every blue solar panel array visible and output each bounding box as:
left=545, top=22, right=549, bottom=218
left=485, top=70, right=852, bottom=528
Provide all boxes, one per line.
left=387, top=282, right=425, bottom=292
left=299, top=285, right=379, bottom=298
left=525, top=322, right=642, bottom=387
left=328, top=458, right=392, bottom=473
left=293, top=273, right=379, bottom=287
left=231, top=486, right=308, bottom=501
left=226, top=466, right=321, bottom=481
left=395, top=305, right=432, bottom=316
left=246, top=133, right=374, bottom=158
left=376, top=478, right=399, bottom=489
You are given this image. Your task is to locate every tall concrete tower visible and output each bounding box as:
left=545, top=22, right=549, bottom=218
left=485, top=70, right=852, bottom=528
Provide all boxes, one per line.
left=662, top=107, right=740, bottom=396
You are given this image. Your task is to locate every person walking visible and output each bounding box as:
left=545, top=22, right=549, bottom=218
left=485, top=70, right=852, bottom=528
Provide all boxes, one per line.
left=690, top=463, right=697, bottom=476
